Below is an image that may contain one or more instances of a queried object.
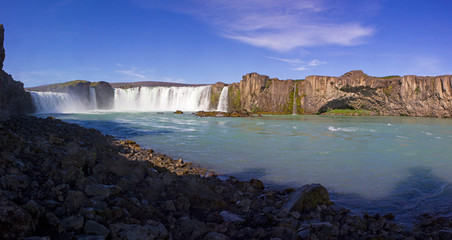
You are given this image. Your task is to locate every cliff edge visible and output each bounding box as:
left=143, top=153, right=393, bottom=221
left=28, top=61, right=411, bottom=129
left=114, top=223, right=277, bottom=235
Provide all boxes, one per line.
left=0, top=24, right=33, bottom=120
left=227, top=71, right=452, bottom=118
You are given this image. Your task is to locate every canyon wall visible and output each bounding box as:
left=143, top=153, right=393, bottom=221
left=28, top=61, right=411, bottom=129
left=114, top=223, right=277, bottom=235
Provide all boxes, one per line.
left=228, top=73, right=297, bottom=114
left=227, top=71, right=452, bottom=117
left=0, top=24, right=33, bottom=120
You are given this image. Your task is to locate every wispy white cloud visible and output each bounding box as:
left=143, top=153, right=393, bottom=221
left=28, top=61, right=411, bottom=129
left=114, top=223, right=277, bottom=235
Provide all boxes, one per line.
left=267, top=56, right=326, bottom=71
left=114, top=64, right=186, bottom=83
left=146, top=0, right=376, bottom=51
left=115, top=65, right=154, bottom=81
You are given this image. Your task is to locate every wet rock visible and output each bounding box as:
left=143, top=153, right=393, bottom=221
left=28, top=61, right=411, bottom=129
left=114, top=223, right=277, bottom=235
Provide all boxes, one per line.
left=23, top=200, right=43, bottom=219
left=75, top=235, right=105, bottom=240
left=22, top=237, right=51, bottom=240
left=204, top=231, right=228, bottom=240
left=298, top=228, right=310, bottom=239
left=0, top=200, right=35, bottom=238
left=109, top=223, right=168, bottom=240
left=64, top=190, right=87, bottom=213
left=439, top=229, right=452, bottom=240
left=219, top=211, right=245, bottom=223
left=1, top=174, right=30, bottom=189
left=60, top=214, right=84, bottom=232
left=84, top=220, right=110, bottom=237
left=281, top=184, right=332, bottom=213
left=85, top=184, right=121, bottom=200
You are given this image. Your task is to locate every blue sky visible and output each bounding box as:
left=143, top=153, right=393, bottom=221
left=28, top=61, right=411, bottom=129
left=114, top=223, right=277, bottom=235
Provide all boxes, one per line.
left=1, top=0, right=451, bottom=87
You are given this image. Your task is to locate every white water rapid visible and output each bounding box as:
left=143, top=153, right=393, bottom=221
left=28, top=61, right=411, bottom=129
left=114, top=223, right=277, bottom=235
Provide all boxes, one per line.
left=114, top=86, right=211, bottom=112
left=217, top=86, right=229, bottom=112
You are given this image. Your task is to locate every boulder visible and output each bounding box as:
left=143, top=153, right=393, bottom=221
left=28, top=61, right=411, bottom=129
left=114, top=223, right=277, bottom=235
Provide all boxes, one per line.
left=59, top=214, right=84, bottom=232
left=0, top=200, right=35, bottom=238
left=109, top=223, right=168, bottom=240
left=281, top=184, right=332, bottom=213
left=85, top=184, right=121, bottom=200
left=84, top=220, right=110, bottom=237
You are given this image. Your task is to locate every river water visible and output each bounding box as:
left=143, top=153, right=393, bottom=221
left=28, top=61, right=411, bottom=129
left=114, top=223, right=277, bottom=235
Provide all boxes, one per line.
left=35, top=112, right=452, bottom=225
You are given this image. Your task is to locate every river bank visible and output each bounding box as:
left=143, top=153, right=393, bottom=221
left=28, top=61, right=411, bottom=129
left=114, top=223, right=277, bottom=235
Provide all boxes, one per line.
left=1, top=115, right=452, bottom=239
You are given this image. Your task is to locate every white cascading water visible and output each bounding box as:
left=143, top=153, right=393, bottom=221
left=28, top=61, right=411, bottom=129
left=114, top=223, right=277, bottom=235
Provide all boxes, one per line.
left=89, top=87, right=97, bottom=109
left=114, top=86, right=211, bottom=112
left=30, top=91, right=89, bottom=113
left=30, top=87, right=98, bottom=113
left=30, top=85, right=212, bottom=113
left=217, top=86, right=229, bottom=112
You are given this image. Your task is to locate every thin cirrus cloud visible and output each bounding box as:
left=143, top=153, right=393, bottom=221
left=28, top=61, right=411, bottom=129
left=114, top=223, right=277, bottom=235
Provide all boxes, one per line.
left=267, top=57, right=326, bottom=71
left=175, top=0, right=376, bottom=51
left=114, top=65, right=186, bottom=83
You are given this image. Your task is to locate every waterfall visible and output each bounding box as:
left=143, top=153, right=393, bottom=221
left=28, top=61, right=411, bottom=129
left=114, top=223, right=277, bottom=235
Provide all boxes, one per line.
left=217, top=86, right=229, bottom=112
left=89, top=87, right=97, bottom=109
left=30, top=85, right=212, bottom=113
left=30, top=91, right=89, bottom=113
left=114, top=86, right=211, bottom=112
left=292, top=83, right=297, bottom=115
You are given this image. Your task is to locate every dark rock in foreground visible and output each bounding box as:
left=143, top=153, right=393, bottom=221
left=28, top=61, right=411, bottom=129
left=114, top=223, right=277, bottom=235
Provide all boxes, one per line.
left=1, top=115, right=452, bottom=239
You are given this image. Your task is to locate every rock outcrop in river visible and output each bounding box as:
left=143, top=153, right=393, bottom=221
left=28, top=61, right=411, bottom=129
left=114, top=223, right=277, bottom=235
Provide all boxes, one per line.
left=227, top=71, right=452, bottom=117
left=0, top=24, right=33, bottom=120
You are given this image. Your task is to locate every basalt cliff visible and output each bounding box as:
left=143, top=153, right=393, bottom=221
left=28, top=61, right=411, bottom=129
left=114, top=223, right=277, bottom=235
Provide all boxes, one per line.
left=225, top=71, right=452, bottom=117
left=0, top=24, right=33, bottom=120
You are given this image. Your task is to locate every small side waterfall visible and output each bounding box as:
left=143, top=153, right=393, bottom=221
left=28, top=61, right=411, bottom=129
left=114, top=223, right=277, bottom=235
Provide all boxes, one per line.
left=114, top=86, right=212, bottom=112
left=217, top=86, right=229, bottom=112
left=292, top=83, right=297, bottom=115
left=89, top=87, right=97, bottom=109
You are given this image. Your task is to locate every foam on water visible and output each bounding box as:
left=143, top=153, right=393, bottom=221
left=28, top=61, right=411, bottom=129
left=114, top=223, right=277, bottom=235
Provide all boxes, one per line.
left=328, top=126, right=357, bottom=132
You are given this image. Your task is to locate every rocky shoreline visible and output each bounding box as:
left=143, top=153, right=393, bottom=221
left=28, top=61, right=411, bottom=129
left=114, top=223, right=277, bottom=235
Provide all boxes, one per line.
left=1, top=115, right=452, bottom=239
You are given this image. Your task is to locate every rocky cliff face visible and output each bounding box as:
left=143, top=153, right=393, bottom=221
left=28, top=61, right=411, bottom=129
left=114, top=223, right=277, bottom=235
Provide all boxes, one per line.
left=228, top=73, right=296, bottom=113
left=301, top=70, right=452, bottom=117
left=0, top=24, right=34, bottom=120
left=226, top=71, right=452, bottom=117
left=91, top=81, right=114, bottom=109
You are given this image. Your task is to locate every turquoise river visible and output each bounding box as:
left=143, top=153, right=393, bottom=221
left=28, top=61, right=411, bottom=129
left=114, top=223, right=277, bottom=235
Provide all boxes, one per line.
left=36, top=112, right=452, bottom=226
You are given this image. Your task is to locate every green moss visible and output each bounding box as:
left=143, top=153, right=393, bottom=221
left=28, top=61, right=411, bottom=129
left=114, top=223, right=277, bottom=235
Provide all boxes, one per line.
left=48, top=80, right=90, bottom=89
left=383, top=86, right=393, bottom=96
left=415, top=86, right=421, bottom=93
left=228, top=85, right=242, bottom=111
left=210, top=89, right=221, bottom=110
left=282, top=84, right=303, bottom=114
left=381, top=75, right=400, bottom=79
left=264, top=79, right=272, bottom=89
left=324, top=109, right=372, bottom=115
